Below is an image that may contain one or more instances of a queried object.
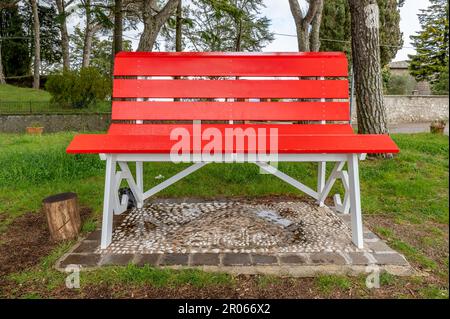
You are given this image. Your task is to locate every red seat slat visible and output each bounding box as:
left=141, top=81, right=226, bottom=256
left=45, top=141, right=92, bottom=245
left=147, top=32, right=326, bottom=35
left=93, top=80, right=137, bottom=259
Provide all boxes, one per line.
left=67, top=134, right=399, bottom=154
left=114, top=52, right=348, bottom=77
left=111, top=101, right=350, bottom=121
left=107, top=124, right=355, bottom=135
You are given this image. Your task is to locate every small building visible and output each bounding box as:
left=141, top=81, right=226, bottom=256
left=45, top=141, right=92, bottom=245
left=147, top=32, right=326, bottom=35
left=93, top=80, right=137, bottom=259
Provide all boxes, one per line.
left=389, top=60, right=431, bottom=95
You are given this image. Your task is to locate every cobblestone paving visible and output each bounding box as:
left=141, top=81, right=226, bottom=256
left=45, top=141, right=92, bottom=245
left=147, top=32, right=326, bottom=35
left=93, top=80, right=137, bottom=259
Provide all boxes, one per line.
left=98, top=201, right=363, bottom=255
left=58, top=199, right=413, bottom=276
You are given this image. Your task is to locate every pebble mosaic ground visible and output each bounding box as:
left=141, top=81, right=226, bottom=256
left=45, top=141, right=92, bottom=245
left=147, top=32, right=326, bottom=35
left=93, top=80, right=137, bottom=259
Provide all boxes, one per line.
left=100, top=201, right=361, bottom=255
left=58, top=199, right=413, bottom=276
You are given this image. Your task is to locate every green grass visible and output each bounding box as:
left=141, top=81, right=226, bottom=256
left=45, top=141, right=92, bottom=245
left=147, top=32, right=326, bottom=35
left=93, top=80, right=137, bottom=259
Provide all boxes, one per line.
left=0, top=132, right=448, bottom=297
left=419, top=286, right=449, bottom=299
left=0, top=84, right=51, bottom=102
left=0, top=132, right=447, bottom=228
left=315, top=275, right=351, bottom=295
left=81, top=265, right=233, bottom=288
left=257, top=275, right=282, bottom=287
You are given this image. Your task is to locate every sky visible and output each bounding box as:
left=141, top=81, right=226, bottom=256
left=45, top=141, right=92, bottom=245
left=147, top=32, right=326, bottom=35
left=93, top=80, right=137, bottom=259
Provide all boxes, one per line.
left=78, top=0, right=432, bottom=62
left=260, top=0, right=431, bottom=61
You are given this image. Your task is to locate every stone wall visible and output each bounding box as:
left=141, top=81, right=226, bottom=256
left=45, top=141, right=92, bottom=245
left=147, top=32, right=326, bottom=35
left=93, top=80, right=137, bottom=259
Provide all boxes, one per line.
left=351, top=95, right=449, bottom=125
left=0, top=96, right=448, bottom=133
left=0, top=113, right=111, bottom=133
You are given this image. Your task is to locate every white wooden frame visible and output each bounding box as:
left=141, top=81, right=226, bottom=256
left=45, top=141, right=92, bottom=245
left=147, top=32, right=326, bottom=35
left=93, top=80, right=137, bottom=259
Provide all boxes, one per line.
left=99, top=153, right=366, bottom=249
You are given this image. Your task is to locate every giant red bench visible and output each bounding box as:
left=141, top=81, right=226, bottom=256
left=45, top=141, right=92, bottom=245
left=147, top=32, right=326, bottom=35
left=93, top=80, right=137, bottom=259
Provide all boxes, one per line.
left=67, top=52, right=399, bottom=249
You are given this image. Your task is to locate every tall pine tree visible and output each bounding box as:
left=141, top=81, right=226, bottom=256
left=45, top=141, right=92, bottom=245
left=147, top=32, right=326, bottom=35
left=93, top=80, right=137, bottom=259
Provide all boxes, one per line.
left=409, top=0, right=449, bottom=84
left=320, top=0, right=404, bottom=67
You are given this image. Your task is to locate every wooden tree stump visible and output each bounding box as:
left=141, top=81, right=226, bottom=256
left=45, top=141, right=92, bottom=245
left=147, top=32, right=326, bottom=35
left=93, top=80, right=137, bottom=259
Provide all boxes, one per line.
left=43, top=192, right=81, bottom=241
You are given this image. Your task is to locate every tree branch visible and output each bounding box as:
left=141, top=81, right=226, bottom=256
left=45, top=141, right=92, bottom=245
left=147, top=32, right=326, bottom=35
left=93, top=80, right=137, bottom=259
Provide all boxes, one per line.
left=155, top=0, right=180, bottom=27
left=302, top=0, right=320, bottom=30
left=288, top=0, right=304, bottom=26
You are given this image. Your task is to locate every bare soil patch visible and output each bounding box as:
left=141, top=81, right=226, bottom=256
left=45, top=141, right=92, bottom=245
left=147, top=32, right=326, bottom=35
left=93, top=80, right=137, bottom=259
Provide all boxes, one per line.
left=0, top=207, right=92, bottom=277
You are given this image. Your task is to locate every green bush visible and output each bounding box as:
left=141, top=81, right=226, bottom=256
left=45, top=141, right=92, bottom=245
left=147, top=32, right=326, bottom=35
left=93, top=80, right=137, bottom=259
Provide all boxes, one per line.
left=45, top=67, right=111, bottom=108
left=385, top=74, right=416, bottom=95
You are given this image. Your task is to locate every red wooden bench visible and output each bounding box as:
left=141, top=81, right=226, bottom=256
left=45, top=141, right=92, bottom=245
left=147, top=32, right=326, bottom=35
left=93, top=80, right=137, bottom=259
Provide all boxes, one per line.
left=67, top=52, right=399, bottom=249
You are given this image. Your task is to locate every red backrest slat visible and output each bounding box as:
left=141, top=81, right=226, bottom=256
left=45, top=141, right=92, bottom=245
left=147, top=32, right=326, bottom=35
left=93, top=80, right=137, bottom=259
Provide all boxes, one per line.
left=112, top=101, right=350, bottom=121
left=113, top=79, right=348, bottom=99
left=111, top=52, right=350, bottom=122
left=114, top=52, right=348, bottom=77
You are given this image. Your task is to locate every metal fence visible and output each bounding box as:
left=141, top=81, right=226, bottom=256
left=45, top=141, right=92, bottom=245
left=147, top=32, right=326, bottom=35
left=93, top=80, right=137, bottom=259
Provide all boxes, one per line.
left=0, top=101, right=111, bottom=114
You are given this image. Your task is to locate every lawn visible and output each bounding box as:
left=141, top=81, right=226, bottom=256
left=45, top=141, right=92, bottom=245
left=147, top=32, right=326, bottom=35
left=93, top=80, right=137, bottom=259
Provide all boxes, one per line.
left=0, top=132, right=448, bottom=298
left=0, top=84, right=52, bottom=102
left=0, top=84, right=111, bottom=114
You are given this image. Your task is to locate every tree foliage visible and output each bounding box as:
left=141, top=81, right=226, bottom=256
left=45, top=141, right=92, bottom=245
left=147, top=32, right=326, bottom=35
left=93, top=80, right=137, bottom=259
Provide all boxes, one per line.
left=431, top=57, right=449, bottom=95
left=46, top=67, right=110, bottom=108
left=162, top=0, right=274, bottom=52
left=23, top=1, right=62, bottom=72
left=409, top=0, right=449, bottom=84
left=320, top=0, right=404, bottom=66
left=0, top=2, right=31, bottom=78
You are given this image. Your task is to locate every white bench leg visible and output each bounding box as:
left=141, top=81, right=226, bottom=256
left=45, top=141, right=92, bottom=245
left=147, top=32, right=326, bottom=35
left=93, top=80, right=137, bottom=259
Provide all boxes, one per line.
left=136, top=161, right=144, bottom=208
left=317, top=162, right=326, bottom=207
left=101, top=155, right=116, bottom=249
left=347, top=153, right=364, bottom=249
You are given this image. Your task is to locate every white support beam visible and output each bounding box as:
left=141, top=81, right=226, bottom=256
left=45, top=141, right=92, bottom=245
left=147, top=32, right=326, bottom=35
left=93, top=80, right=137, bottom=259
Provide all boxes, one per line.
left=318, top=161, right=346, bottom=205
left=334, top=171, right=350, bottom=214
left=136, top=162, right=144, bottom=208
left=118, top=162, right=143, bottom=204
left=143, top=162, right=207, bottom=200
left=114, top=153, right=349, bottom=163
left=317, top=162, right=326, bottom=206
left=113, top=171, right=128, bottom=215
left=347, top=154, right=364, bottom=248
left=318, top=88, right=327, bottom=204
left=99, top=152, right=365, bottom=250
left=101, top=155, right=116, bottom=249
left=255, top=162, right=319, bottom=199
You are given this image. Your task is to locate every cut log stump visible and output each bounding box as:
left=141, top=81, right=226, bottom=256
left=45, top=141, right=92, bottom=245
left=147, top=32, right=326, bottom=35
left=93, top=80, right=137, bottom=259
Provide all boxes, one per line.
left=43, top=192, right=81, bottom=241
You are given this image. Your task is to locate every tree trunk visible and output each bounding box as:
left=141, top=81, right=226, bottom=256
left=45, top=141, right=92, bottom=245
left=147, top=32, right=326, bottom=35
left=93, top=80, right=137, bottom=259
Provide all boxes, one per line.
left=113, top=0, right=123, bottom=55
left=310, top=0, right=323, bottom=52
left=138, top=0, right=159, bottom=51
left=82, top=0, right=101, bottom=68
left=288, top=0, right=309, bottom=52
left=56, top=0, right=70, bottom=70
left=235, top=18, right=242, bottom=52
left=289, top=0, right=324, bottom=52
left=43, top=192, right=81, bottom=241
left=175, top=0, right=182, bottom=52
left=137, top=0, right=180, bottom=51
left=82, top=28, right=94, bottom=67
left=0, top=40, right=5, bottom=84
left=111, top=0, right=123, bottom=75
left=31, top=0, right=40, bottom=89
left=349, top=0, right=388, bottom=134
